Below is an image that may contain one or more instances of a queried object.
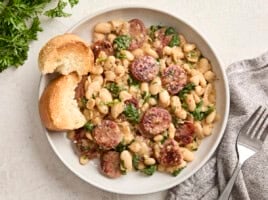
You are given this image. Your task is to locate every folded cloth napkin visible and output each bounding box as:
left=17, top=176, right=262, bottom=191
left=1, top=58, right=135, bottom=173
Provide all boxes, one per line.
left=167, top=52, right=268, bottom=200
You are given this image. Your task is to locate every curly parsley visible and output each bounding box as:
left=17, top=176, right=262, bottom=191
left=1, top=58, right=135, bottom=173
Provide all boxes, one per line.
left=123, top=104, right=140, bottom=124
left=0, top=0, right=79, bottom=73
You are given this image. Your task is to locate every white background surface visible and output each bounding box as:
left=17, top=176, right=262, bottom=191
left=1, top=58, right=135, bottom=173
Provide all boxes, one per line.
left=0, top=1, right=268, bottom=200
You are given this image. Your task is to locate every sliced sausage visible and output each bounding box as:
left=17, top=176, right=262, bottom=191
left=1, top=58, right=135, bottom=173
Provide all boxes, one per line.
left=124, top=97, right=139, bottom=108
left=93, top=120, right=122, bottom=149
left=100, top=151, right=121, bottom=178
left=174, top=121, right=195, bottom=146
left=128, top=19, right=146, bottom=50
left=140, top=107, right=171, bottom=136
left=130, top=56, right=159, bottom=82
left=161, top=65, right=187, bottom=94
left=158, top=139, right=182, bottom=167
left=75, top=75, right=87, bottom=100
left=91, top=40, right=114, bottom=59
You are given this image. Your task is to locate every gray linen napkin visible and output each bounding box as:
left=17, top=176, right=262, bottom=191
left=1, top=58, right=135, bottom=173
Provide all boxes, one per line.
left=167, top=52, right=268, bottom=200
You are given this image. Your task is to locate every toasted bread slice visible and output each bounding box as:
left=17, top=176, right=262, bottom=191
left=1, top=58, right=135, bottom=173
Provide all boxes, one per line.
left=39, top=34, right=94, bottom=76
left=39, top=73, right=87, bottom=131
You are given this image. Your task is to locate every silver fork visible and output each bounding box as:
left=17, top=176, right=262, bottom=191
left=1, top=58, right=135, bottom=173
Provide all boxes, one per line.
left=218, top=106, right=268, bottom=200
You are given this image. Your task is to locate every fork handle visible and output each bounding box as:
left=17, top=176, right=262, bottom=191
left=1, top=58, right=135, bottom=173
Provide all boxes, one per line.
left=218, top=164, right=241, bottom=200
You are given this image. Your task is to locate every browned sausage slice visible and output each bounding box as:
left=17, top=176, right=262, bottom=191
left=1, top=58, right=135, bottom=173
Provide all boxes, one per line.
left=130, top=56, right=159, bottom=82
left=100, top=151, right=121, bottom=178
left=140, top=107, right=171, bottom=135
left=93, top=120, right=122, bottom=149
left=128, top=19, right=146, bottom=50
left=174, top=121, right=195, bottom=146
left=161, top=65, right=187, bottom=94
left=124, top=97, right=139, bottom=109
left=158, top=139, right=182, bottom=167
left=75, top=75, right=87, bottom=100
left=91, top=40, right=114, bottom=59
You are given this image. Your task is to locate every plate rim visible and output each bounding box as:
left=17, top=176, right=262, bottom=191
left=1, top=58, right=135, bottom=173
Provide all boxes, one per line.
left=39, top=5, right=230, bottom=195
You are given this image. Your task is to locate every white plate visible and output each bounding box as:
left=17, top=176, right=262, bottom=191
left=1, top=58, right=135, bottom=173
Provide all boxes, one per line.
left=39, top=6, right=229, bottom=195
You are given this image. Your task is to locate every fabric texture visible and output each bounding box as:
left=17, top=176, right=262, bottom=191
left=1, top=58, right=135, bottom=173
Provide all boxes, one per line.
left=167, top=52, right=268, bottom=200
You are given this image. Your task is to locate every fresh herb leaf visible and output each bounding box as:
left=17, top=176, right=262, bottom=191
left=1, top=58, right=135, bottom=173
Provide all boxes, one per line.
left=123, top=104, right=140, bottom=124
left=190, top=100, right=214, bottom=121
left=132, top=154, right=140, bottom=169
left=68, top=0, right=79, bottom=7
left=142, top=92, right=151, bottom=104
left=141, top=165, right=157, bottom=176
left=127, top=75, right=140, bottom=87
left=113, top=35, right=131, bottom=51
left=105, top=99, right=120, bottom=107
left=84, top=121, right=95, bottom=132
left=178, top=83, right=196, bottom=100
left=0, top=0, right=79, bottom=72
left=160, top=135, right=168, bottom=144
left=105, top=83, right=124, bottom=98
left=165, top=27, right=176, bottom=35
left=172, top=167, right=185, bottom=176
left=149, top=25, right=162, bottom=40
left=44, top=0, right=71, bottom=18
left=81, top=96, right=88, bottom=106
left=169, top=34, right=180, bottom=47
left=115, top=142, right=127, bottom=152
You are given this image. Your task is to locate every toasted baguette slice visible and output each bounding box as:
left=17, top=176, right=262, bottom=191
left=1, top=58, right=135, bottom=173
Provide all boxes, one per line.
left=39, top=34, right=94, bottom=76
left=39, top=73, right=87, bottom=131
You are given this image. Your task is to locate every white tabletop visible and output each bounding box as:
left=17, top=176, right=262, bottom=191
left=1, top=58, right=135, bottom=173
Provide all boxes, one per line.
left=1, top=1, right=268, bottom=199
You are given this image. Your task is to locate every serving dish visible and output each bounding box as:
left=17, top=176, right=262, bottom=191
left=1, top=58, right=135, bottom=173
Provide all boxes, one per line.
left=38, top=6, right=229, bottom=194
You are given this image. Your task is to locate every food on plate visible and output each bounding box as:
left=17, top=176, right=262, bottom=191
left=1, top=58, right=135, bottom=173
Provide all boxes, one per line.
left=39, top=73, right=87, bottom=131
left=38, top=34, right=94, bottom=75
left=39, top=18, right=218, bottom=178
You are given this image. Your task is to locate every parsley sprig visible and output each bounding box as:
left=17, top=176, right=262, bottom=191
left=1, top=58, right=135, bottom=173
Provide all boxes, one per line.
left=0, top=0, right=79, bottom=72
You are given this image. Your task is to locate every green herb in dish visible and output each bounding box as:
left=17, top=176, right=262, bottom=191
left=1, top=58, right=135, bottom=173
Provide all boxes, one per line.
left=141, top=165, right=157, bottom=176
left=132, top=154, right=140, bottom=169
left=149, top=25, right=162, bottom=40
left=165, top=27, right=176, bottom=35
left=113, top=35, right=131, bottom=51
left=84, top=121, right=95, bottom=132
left=123, top=104, right=140, bottom=124
left=191, top=100, right=214, bottom=121
left=115, top=142, right=128, bottom=152
left=169, top=34, right=180, bottom=47
left=127, top=75, right=140, bottom=87
left=178, top=83, right=196, bottom=100
left=105, top=83, right=124, bottom=98
left=172, top=167, right=185, bottom=176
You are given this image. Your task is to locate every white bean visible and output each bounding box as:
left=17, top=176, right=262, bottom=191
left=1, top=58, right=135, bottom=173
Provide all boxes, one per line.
left=99, top=88, right=113, bottom=103
left=129, top=142, right=141, bottom=153
left=148, top=97, right=157, bottom=106
left=186, top=94, right=196, bottom=112
left=107, top=33, right=116, bottom=43
left=122, top=50, right=134, bottom=61
left=104, top=56, right=116, bottom=70
left=93, top=32, right=105, bottom=42
left=111, top=102, right=124, bottom=119
left=168, top=123, right=176, bottom=139
left=79, top=155, right=89, bottom=165
left=159, top=90, right=170, bottom=107
left=120, top=150, right=133, bottom=171
left=203, top=124, right=213, bottom=136
left=94, top=22, right=112, bottom=34
left=140, top=82, right=149, bottom=93
left=119, top=91, right=132, bottom=101
left=149, top=77, right=162, bottom=95
left=194, top=121, right=204, bottom=139
left=131, top=48, right=144, bottom=57
left=206, top=110, right=216, bottom=124
left=175, top=108, right=187, bottom=119
left=199, top=58, right=211, bottom=73
left=171, top=96, right=181, bottom=110
left=153, top=135, right=164, bottom=142
left=114, top=65, right=125, bottom=76
left=144, top=157, right=156, bottom=165
left=85, top=81, right=101, bottom=99
left=183, top=43, right=196, bottom=53
left=86, top=99, right=95, bottom=109
left=104, top=71, right=116, bottom=82
left=204, top=71, right=216, bottom=82
left=180, top=147, right=194, bottom=162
